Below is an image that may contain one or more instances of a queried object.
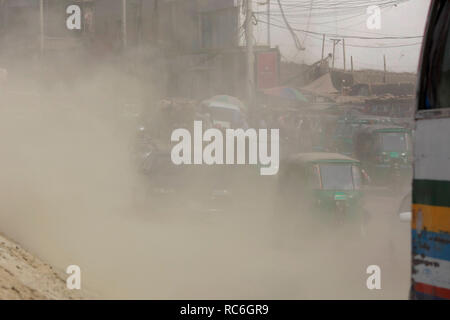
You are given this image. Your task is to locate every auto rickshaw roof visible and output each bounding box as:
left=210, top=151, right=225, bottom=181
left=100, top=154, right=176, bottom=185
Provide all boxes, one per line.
left=287, top=152, right=359, bottom=165
left=339, top=111, right=394, bottom=124
left=358, top=123, right=410, bottom=133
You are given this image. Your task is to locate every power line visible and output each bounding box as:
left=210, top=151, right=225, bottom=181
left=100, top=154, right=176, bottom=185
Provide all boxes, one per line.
left=341, top=42, right=422, bottom=49
left=255, top=0, right=407, bottom=17
left=275, top=0, right=305, bottom=50
left=256, top=19, right=423, bottom=40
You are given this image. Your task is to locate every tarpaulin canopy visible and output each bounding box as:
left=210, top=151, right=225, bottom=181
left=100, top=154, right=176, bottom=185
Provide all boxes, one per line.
left=300, top=73, right=339, bottom=97
left=202, top=95, right=247, bottom=113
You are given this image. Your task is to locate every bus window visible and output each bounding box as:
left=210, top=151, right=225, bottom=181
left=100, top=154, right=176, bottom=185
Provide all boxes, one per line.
left=308, top=165, right=321, bottom=189
left=438, top=21, right=450, bottom=108
left=419, top=1, right=450, bottom=110
left=352, top=166, right=363, bottom=190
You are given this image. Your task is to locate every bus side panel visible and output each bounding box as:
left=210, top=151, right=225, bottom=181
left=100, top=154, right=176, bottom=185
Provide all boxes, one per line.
left=412, top=117, right=450, bottom=300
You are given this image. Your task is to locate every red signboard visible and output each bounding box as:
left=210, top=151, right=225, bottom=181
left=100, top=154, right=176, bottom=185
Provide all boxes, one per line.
left=256, top=51, right=279, bottom=90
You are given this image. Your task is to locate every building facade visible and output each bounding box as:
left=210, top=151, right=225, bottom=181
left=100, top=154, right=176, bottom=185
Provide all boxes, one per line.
left=0, top=0, right=277, bottom=99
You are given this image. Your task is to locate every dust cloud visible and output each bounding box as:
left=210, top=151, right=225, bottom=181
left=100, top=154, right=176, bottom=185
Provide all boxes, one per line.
left=0, top=53, right=410, bottom=300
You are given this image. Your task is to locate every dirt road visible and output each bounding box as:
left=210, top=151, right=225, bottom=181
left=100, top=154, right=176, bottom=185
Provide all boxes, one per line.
left=0, top=233, right=85, bottom=299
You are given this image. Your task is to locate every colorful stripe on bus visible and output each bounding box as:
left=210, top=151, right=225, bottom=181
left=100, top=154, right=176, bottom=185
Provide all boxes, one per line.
left=412, top=179, right=450, bottom=300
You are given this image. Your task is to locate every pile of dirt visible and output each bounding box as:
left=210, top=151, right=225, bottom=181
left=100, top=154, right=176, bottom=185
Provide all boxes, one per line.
left=0, top=233, right=87, bottom=300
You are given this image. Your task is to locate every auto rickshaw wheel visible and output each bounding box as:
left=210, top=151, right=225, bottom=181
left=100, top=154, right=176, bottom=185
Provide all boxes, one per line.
left=334, top=201, right=347, bottom=225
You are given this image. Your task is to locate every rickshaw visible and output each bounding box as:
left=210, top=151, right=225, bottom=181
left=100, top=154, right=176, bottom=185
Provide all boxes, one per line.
left=353, top=124, right=412, bottom=190
left=138, top=141, right=235, bottom=214
left=277, top=152, right=367, bottom=226
left=333, top=113, right=394, bottom=156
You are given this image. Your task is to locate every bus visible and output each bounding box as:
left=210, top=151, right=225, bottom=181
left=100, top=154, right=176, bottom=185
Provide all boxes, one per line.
left=412, top=0, right=450, bottom=300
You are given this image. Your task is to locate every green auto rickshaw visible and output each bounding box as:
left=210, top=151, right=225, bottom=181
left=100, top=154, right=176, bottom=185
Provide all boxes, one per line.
left=353, top=124, right=412, bottom=191
left=333, top=113, right=394, bottom=156
left=277, top=152, right=367, bottom=226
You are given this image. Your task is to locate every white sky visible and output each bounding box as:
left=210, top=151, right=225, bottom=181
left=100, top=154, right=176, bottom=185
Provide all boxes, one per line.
left=251, top=0, right=431, bottom=72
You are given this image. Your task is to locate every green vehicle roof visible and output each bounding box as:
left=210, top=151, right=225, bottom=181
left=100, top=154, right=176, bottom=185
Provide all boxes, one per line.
left=287, top=152, right=360, bottom=165
left=360, top=124, right=410, bottom=133
left=339, top=115, right=393, bottom=124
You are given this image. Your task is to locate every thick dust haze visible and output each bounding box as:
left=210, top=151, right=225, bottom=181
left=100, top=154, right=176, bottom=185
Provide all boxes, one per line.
left=0, top=57, right=410, bottom=299
left=0, top=0, right=416, bottom=297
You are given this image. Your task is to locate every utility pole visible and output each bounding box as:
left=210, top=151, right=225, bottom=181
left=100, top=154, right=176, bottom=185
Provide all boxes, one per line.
left=122, top=0, right=127, bottom=49
left=331, top=38, right=340, bottom=70
left=342, top=38, right=346, bottom=71
left=153, top=0, right=159, bottom=44
left=39, top=0, right=44, bottom=55
left=245, top=0, right=255, bottom=113
left=321, top=34, right=325, bottom=61
left=383, top=54, right=387, bottom=83
left=136, top=0, right=143, bottom=47
left=351, top=56, right=354, bottom=74
left=267, top=0, right=271, bottom=47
